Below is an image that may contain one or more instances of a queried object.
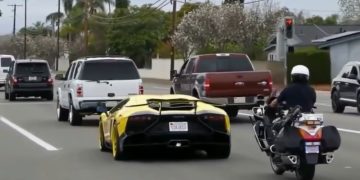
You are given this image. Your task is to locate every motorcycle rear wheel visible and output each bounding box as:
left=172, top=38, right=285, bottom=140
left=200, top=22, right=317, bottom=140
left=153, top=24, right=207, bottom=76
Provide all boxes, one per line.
left=295, top=162, right=315, bottom=180
left=270, top=155, right=285, bottom=175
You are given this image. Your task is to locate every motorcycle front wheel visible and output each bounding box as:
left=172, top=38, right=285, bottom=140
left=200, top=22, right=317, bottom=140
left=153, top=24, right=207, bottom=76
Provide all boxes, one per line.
left=295, top=162, right=315, bottom=180
left=270, top=155, right=285, bottom=175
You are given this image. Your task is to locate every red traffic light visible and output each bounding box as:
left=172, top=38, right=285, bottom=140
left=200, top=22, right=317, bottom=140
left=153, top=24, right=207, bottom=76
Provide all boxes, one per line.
left=285, top=18, right=293, bottom=26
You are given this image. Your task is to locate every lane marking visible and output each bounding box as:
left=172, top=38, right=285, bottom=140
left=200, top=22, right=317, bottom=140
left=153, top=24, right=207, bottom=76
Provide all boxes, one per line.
left=337, top=128, right=360, bottom=134
left=148, top=86, right=169, bottom=90
left=237, top=112, right=360, bottom=135
left=0, top=116, right=59, bottom=151
left=316, top=103, right=331, bottom=107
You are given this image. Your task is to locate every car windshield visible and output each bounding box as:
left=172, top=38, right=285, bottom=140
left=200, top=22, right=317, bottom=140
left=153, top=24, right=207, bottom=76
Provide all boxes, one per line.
left=79, top=60, right=140, bottom=81
left=196, top=56, right=253, bottom=73
left=15, top=63, right=50, bottom=75
left=1, top=58, right=12, bottom=67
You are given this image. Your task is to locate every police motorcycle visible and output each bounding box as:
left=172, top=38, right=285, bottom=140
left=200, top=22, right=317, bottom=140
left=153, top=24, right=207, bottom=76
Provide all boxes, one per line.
left=250, top=96, right=341, bottom=180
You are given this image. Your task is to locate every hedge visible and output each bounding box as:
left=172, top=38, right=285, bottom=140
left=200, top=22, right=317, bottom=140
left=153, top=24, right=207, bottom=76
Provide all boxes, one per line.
left=287, top=51, right=331, bottom=84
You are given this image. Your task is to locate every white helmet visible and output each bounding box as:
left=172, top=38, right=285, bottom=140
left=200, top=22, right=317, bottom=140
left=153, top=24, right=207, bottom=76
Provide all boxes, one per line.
left=291, top=65, right=309, bottom=81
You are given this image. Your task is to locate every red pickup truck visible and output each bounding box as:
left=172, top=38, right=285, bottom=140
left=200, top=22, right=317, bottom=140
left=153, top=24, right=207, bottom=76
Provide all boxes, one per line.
left=170, top=53, right=272, bottom=118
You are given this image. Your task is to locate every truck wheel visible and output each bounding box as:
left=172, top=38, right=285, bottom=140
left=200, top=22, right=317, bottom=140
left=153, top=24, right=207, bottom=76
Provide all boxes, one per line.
left=331, top=91, right=345, bottom=113
left=357, top=93, right=360, bottom=113
left=170, top=88, right=175, bottom=94
left=57, top=99, right=68, bottom=121
left=5, top=90, right=9, bottom=100
left=9, top=92, right=16, bottom=101
left=46, top=92, right=54, bottom=101
left=68, top=103, right=82, bottom=126
left=226, top=109, right=238, bottom=118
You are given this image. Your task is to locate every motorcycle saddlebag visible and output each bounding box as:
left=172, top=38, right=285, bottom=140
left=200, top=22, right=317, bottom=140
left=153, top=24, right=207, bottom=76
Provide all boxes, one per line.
left=274, top=126, right=302, bottom=153
left=321, top=126, right=341, bottom=152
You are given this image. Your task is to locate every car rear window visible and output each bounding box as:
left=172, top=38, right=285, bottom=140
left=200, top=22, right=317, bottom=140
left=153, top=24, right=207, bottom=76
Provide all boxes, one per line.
left=79, top=60, right=140, bottom=81
left=15, top=63, right=50, bottom=75
left=1, top=58, right=12, bottom=67
left=196, top=56, right=253, bottom=73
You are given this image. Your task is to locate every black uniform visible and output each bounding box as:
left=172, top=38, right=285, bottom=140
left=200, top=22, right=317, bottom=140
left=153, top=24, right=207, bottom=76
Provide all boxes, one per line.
left=277, top=83, right=316, bottom=112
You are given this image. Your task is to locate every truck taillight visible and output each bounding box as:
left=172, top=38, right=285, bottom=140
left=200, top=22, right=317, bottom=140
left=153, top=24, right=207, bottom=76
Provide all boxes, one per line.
left=11, top=76, right=18, bottom=85
left=139, top=85, right=144, bottom=94
left=268, top=75, right=273, bottom=90
left=76, top=85, right=83, bottom=97
left=204, top=77, right=210, bottom=93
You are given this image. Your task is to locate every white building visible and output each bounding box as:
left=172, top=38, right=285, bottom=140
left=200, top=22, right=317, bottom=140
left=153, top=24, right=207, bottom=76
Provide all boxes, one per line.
left=312, top=31, right=360, bottom=79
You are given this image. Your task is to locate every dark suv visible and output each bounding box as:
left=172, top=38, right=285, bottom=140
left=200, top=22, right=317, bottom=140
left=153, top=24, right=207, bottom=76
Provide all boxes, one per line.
left=4, top=59, right=53, bottom=101
left=331, top=61, right=360, bottom=113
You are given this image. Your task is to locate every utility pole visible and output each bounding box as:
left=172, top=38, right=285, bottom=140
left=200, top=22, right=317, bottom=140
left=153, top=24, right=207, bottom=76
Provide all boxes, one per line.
left=84, top=0, right=89, bottom=56
left=8, top=4, right=22, bottom=36
left=24, top=0, right=27, bottom=59
left=56, top=0, right=60, bottom=71
left=170, top=0, right=177, bottom=80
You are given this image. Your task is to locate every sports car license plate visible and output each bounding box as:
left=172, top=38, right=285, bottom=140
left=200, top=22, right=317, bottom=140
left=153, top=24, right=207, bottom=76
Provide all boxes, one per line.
left=169, top=122, right=188, bottom=132
left=305, top=145, right=319, bottom=154
left=29, top=76, right=37, bottom=81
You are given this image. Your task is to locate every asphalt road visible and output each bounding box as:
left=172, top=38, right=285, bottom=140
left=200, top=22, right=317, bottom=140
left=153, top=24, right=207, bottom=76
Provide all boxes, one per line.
left=0, top=81, right=359, bottom=180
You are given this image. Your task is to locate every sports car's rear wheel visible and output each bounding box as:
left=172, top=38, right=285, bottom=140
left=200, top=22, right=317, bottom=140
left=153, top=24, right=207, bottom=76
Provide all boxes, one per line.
left=111, top=128, right=126, bottom=160
left=99, top=123, right=109, bottom=152
left=207, top=145, right=231, bottom=159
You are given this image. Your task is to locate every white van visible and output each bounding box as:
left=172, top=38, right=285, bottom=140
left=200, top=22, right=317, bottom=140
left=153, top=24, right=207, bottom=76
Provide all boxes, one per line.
left=0, top=55, right=15, bottom=87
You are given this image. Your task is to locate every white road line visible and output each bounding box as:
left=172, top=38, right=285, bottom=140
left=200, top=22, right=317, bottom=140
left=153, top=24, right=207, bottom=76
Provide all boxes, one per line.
left=0, top=116, right=59, bottom=151
left=337, top=128, right=360, bottom=134
left=237, top=112, right=360, bottom=135
left=316, top=103, right=331, bottom=107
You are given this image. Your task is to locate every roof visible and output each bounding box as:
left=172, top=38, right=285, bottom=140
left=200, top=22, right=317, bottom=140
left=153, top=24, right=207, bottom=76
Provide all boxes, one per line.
left=312, top=31, right=360, bottom=48
left=15, top=59, right=49, bottom=63
left=265, top=24, right=360, bottom=51
left=73, top=56, right=132, bottom=62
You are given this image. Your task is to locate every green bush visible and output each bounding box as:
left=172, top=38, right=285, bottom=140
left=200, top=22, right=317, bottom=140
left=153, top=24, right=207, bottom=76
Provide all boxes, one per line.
left=287, top=51, right=331, bottom=84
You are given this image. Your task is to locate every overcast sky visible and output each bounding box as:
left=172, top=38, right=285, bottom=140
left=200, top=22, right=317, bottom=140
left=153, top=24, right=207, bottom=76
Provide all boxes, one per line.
left=0, top=0, right=340, bottom=35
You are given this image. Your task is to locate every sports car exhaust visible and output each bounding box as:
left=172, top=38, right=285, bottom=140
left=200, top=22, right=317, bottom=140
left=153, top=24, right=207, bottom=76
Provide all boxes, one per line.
left=168, top=140, right=190, bottom=148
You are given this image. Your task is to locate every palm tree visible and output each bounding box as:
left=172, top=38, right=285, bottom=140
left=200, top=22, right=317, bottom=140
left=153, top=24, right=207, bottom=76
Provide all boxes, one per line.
left=76, top=0, right=106, bottom=14
left=63, top=0, right=74, bottom=16
left=104, top=0, right=115, bottom=14
left=46, top=12, right=64, bottom=36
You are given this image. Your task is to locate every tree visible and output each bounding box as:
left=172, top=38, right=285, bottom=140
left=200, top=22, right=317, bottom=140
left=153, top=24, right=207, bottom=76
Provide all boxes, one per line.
left=116, top=0, right=129, bottom=9
left=305, top=16, right=325, bottom=25
left=62, top=0, right=74, bottom=16
left=338, top=0, right=360, bottom=22
left=224, top=0, right=245, bottom=4
left=46, top=12, right=64, bottom=36
left=324, top=14, right=339, bottom=25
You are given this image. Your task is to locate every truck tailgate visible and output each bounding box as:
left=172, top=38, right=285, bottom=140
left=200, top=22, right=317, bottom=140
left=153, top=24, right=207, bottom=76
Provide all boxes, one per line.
left=82, top=79, right=142, bottom=98
left=205, top=71, right=272, bottom=97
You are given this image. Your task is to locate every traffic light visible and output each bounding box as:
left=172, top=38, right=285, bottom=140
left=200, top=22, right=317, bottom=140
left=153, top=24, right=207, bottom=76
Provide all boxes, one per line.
left=285, top=17, right=294, bottom=39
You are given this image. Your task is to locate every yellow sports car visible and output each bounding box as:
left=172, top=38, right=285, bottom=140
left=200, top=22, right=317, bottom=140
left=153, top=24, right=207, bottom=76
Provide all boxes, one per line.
left=97, top=94, right=231, bottom=160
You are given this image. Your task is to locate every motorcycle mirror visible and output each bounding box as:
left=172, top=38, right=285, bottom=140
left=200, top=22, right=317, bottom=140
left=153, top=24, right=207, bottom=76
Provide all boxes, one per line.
left=252, top=107, right=264, bottom=116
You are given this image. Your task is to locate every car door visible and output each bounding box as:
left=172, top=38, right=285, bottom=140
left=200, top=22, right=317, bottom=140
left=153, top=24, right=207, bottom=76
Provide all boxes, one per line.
left=338, top=65, right=352, bottom=100
left=346, top=66, right=359, bottom=102
left=5, top=61, right=15, bottom=93
left=173, top=60, right=189, bottom=94
left=104, top=98, right=129, bottom=142
left=183, top=58, right=196, bottom=95
left=61, top=62, right=76, bottom=108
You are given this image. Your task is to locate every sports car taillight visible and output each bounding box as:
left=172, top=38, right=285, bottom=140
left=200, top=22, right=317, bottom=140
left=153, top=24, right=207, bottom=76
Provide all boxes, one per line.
left=126, top=115, right=157, bottom=134
left=200, top=114, right=226, bottom=132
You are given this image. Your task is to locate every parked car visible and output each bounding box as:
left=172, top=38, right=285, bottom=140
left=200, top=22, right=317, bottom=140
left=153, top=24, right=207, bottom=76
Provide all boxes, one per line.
left=170, top=53, right=272, bottom=118
left=0, top=54, right=15, bottom=87
left=97, top=94, right=231, bottom=160
left=55, top=56, right=143, bottom=125
left=4, top=59, right=53, bottom=101
left=331, top=61, right=360, bottom=113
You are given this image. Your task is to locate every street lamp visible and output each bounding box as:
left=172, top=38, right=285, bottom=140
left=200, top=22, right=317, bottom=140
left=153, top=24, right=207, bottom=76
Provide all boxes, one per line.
left=56, top=0, right=60, bottom=71
left=24, top=0, right=27, bottom=59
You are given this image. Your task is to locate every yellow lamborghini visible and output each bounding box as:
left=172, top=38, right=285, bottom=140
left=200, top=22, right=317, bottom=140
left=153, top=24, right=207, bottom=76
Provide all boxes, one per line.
left=97, top=94, right=231, bottom=160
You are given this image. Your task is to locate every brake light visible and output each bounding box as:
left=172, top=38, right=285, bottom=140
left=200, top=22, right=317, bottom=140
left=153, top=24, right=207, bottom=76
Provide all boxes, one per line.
left=139, top=85, right=144, bottom=94
left=47, top=77, right=53, bottom=85
left=76, top=84, right=83, bottom=97
left=299, top=128, right=322, bottom=141
left=200, top=114, right=226, bottom=132
left=204, top=77, right=210, bottom=94
left=202, top=114, right=225, bottom=121
left=268, top=75, right=273, bottom=90
left=11, top=76, right=18, bottom=85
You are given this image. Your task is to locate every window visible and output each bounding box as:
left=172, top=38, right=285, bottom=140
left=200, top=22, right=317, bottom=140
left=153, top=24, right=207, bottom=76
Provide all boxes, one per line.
left=64, top=63, right=74, bottom=80
left=196, top=56, right=253, bottom=73
left=184, top=58, right=195, bottom=74
left=73, top=62, right=82, bottom=79
left=1, top=58, right=12, bottom=67
left=9, top=61, right=15, bottom=74
left=179, top=60, right=189, bottom=75
left=79, top=60, right=140, bottom=81
left=68, top=62, right=77, bottom=80
left=15, top=63, right=50, bottom=76
left=340, top=65, right=352, bottom=78
left=350, top=66, right=358, bottom=76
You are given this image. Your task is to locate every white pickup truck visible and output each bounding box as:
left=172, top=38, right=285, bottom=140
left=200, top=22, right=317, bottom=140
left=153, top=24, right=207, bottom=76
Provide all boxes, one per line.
left=55, top=57, right=143, bottom=125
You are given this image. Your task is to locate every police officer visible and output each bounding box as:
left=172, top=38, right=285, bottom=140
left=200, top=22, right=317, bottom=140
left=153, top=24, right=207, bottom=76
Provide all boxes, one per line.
left=270, top=65, right=316, bottom=112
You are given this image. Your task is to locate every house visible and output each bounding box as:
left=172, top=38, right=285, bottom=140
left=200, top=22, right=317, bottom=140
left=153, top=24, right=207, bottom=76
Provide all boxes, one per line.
left=312, top=31, right=360, bottom=79
left=265, top=25, right=360, bottom=61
